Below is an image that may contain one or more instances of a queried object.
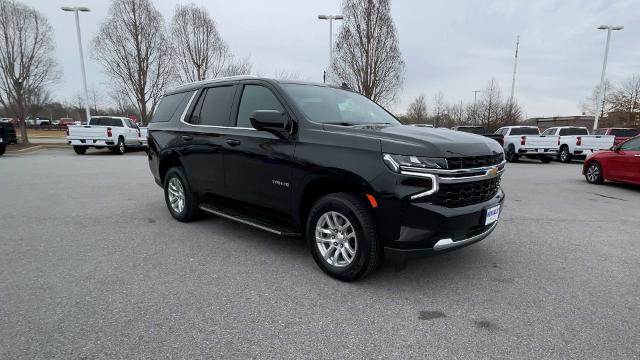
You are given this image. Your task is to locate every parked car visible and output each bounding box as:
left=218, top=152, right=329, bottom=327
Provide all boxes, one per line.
left=139, top=126, right=148, bottom=147
left=452, top=126, right=504, bottom=145
left=593, top=128, right=639, bottom=146
left=0, top=122, right=18, bottom=156
left=583, top=136, right=640, bottom=186
left=495, top=126, right=558, bottom=163
left=147, top=76, right=506, bottom=281
left=57, top=118, right=80, bottom=128
left=67, top=116, right=144, bottom=154
left=540, top=126, right=615, bottom=163
left=26, top=117, right=51, bottom=126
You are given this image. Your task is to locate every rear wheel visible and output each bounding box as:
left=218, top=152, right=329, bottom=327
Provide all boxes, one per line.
left=112, top=137, right=125, bottom=155
left=163, top=167, right=201, bottom=222
left=506, top=145, right=519, bottom=162
left=585, top=161, right=604, bottom=184
left=307, top=193, right=381, bottom=282
left=73, top=146, right=86, bottom=155
left=559, top=146, right=572, bottom=163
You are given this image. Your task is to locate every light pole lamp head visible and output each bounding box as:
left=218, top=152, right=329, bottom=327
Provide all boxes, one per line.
left=597, top=25, right=624, bottom=30
left=611, top=26, right=624, bottom=30
left=77, top=7, right=91, bottom=12
left=61, top=6, right=91, bottom=12
left=318, top=15, right=329, bottom=19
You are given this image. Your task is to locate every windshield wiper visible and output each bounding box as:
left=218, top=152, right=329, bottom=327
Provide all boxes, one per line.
left=323, top=121, right=362, bottom=126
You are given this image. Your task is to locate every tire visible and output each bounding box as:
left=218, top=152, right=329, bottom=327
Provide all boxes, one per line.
left=163, top=167, right=201, bottom=222
left=307, top=192, right=381, bottom=282
left=558, top=146, right=572, bottom=163
left=540, top=156, right=552, bottom=163
left=112, top=137, right=125, bottom=155
left=0, top=144, right=5, bottom=156
left=73, top=146, right=87, bottom=155
left=585, top=161, right=604, bottom=184
left=506, top=145, right=519, bottom=162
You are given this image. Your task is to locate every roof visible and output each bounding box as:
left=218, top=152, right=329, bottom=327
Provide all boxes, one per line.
left=166, top=76, right=348, bottom=95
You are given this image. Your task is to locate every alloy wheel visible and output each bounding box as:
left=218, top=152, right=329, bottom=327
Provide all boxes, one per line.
left=586, top=164, right=600, bottom=183
left=315, top=211, right=357, bottom=268
left=168, top=177, right=186, bottom=213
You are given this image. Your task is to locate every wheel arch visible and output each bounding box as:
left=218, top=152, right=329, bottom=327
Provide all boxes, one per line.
left=295, top=170, right=376, bottom=230
left=158, top=151, right=184, bottom=185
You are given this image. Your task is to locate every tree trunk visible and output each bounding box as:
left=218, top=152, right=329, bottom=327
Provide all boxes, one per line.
left=19, top=119, right=29, bottom=144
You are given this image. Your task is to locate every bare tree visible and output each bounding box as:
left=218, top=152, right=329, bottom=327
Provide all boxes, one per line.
left=220, top=56, right=252, bottom=76
left=273, top=69, right=302, bottom=80
left=477, top=78, right=504, bottom=132
left=171, top=4, right=228, bottom=82
left=331, top=0, right=404, bottom=106
left=609, top=75, right=640, bottom=116
left=406, top=93, right=428, bottom=124
left=581, top=79, right=614, bottom=117
left=92, top=0, right=173, bottom=125
left=502, top=99, right=523, bottom=126
left=109, top=87, right=136, bottom=117
left=0, top=0, right=58, bottom=143
left=431, top=91, right=446, bottom=127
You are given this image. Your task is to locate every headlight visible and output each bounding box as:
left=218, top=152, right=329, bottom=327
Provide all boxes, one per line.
left=383, top=153, right=446, bottom=173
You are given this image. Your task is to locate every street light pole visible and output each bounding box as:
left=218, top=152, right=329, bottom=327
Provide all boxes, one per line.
left=318, top=14, right=344, bottom=82
left=593, top=25, right=623, bottom=130
left=62, top=6, right=91, bottom=124
left=472, top=90, right=480, bottom=122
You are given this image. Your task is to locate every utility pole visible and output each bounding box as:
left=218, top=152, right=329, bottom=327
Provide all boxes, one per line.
left=472, top=90, right=480, bottom=123
left=509, top=35, right=519, bottom=106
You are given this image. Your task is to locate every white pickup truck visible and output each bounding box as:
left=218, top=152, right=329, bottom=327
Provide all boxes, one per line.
left=541, top=126, right=615, bottom=163
left=67, top=116, right=144, bottom=155
left=495, top=126, right=559, bottom=163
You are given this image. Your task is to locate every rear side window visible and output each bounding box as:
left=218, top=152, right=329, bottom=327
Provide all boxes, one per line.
left=559, top=128, right=588, bottom=136
left=188, top=86, right=235, bottom=126
left=610, top=129, right=639, bottom=137
left=593, top=129, right=607, bottom=135
left=90, top=117, right=123, bottom=127
left=510, top=127, right=539, bottom=135
left=236, top=85, right=284, bottom=128
left=541, top=128, right=556, bottom=136
left=151, top=92, right=191, bottom=123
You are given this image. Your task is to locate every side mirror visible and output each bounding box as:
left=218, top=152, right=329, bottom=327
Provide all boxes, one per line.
left=250, top=110, right=292, bottom=138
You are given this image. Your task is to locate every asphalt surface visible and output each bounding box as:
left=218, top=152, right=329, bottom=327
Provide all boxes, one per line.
left=1, top=148, right=639, bottom=359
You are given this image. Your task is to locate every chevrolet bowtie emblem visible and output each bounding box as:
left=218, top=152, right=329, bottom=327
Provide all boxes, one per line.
left=488, top=168, right=498, bottom=177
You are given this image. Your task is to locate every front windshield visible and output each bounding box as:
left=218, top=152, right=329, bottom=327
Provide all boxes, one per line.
left=282, top=84, right=401, bottom=126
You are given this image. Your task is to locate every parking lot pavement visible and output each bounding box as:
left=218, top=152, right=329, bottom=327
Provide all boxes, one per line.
left=1, top=149, right=639, bottom=359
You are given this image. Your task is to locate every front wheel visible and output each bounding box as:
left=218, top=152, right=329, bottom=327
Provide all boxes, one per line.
left=585, top=161, right=604, bottom=184
left=307, top=193, right=381, bottom=282
left=73, top=146, right=87, bottom=155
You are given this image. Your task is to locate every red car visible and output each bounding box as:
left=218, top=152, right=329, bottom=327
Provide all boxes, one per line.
left=593, top=128, right=639, bottom=146
left=583, top=136, right=640, bottom=186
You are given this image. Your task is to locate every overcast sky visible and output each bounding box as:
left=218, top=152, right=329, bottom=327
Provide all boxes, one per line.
left=24, top=0, right=640, bottom=118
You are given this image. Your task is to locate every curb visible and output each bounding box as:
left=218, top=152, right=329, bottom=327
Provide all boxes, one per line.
left=6, top=144, right=69, bottom=153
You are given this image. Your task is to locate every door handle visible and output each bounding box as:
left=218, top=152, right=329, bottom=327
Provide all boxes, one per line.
left=226, top=138, right=241, bottom=147
left=634, top=154, right=640, bottom=157
left=181, top=135, right=193, bottom=141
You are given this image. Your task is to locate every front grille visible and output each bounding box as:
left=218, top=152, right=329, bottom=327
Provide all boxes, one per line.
left=446, top=154, right=504, bottom=170
left=435, top=176, right=501, bottom=208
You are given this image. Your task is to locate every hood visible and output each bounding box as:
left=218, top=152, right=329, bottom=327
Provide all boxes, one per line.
left=323, top=124, right=504, bottom=157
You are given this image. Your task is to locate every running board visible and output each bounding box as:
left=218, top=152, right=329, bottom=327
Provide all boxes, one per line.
left=199, top=204, right=302, bottom=237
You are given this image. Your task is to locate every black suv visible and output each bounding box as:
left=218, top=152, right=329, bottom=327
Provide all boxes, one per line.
left=0, top=122, right=18, bottom=156
left=147, top=76, right=505, bottom=281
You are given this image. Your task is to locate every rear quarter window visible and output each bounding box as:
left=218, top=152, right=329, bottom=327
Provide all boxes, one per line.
left=151, top=92, right=192, bottom=123
left=510, top=128, right=539, bottom=135
left=559, top=128, right=589, bottom=136
left=610, top=129, right=639, bottom=137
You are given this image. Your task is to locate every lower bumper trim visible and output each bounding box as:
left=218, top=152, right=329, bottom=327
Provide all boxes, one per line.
left=433, top=221, right=498, bottom=251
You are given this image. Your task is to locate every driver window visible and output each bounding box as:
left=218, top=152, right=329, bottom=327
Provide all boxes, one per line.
left=236, top=85, right=284, bottom=128
left=620, top=137, right=640, bottom=151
